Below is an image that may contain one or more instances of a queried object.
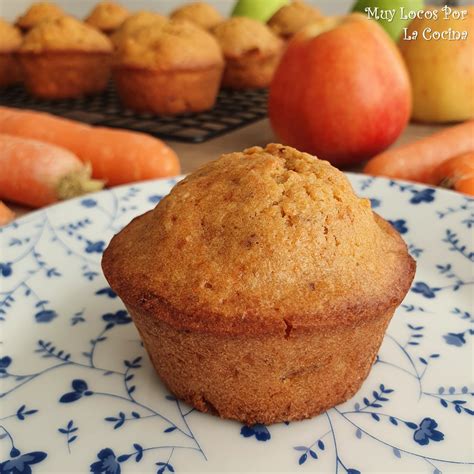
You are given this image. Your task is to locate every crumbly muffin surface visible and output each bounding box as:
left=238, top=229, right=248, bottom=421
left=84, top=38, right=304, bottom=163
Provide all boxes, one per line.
left=20, top=16, right=113, bottom=53
left=103, top=144, right=414, bottom=333
left=0, top=19, right=22, bottom=52
left=115, top=19, right=223, bottom=71
left=170, top=2, right=223, bottom=30
left=85, top=1, right=130, bottom=32
left=212, top=17, right=283, bottom=58
left=268, top=1, right=322, bottom=38
left=16, top=2, right=65, bottom=30
left=111, top=11, right=167, bottom=46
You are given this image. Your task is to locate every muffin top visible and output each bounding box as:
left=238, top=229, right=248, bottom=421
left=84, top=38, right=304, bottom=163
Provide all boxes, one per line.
left=114, top=19, right=223, bottom=71
left=15, top=2, right=65, bottom=31
left=20, top=16, right=113, bottom=53
left=268, top=1, right=322, bottom=38
left=212, top=17, right=283, bottom=59
left=103, top=144, right=415, bottom=335
left=170, top=2, right=223, bottom=30
left=111, top=11, right=167, bottom=46
left=85, top=1, right=130, bottom=33
left=0, top=19, right=22, bottom=52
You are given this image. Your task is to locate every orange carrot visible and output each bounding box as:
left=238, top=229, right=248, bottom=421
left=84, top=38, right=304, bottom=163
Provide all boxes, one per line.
left=0, top=201, right=15, bottom=226
left=0, top=106, right=180, bottom=186
left=364, top=121, right=474, bottom=183
left=432, top=152, right=474, bottom=196
left=456, top=177, right=474, bottom=196
left=0, top=134, right=103, bottom=207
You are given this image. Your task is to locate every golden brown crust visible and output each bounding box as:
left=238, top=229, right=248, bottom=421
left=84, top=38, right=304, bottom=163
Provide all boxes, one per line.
left=114, top=19, right=223, bottom=71
left=129, top=303, right=394, bottom=424
left=170, top=2, right=223, bottom=30
left=0, top=19, right=22, bottom=53
left=110, top=11, right=168, bottom=47
left=102, top=144, right=416, bottom=336
left=221, top=49, right=283, bottom=89
left=113, top=64, right=223, bottom=115
left=0, top=54, right=22, bottom=87
left=212, top=17, right=283, bottom=59
left=19, top=51, right=111, bottom=99
left=268, top=0, right=322, bottom=39
left=19, top=16, right=113, bottom=53
left=15, top=2, right=66, bottom=31
left=85, top=1, right=130, bottom=34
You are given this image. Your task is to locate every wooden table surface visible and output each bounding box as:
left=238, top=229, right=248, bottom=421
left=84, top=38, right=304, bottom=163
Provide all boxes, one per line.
left=10, top=119, right=443, bottom=219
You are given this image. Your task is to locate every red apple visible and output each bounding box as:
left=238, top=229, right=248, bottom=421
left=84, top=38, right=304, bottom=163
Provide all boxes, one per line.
left=268, top=15, right=411, bottom=166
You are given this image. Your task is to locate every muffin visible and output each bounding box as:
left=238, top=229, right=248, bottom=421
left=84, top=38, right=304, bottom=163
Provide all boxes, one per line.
left=15, top=2, right=66, bottom=32
left=113, top=20, right=224, bottom=115
left=170, top=2, right=223, bottom=30
left=85, top=1, right=130, bottom=35
left=0, top=19, right=22, bottom=87
left=268, top=0, right=322, bottom=40
left=212, top=17, right=284, bottom=89
left=111, top=11, right=167, bottom=47
left=18, top=16, right=113, bottom=99
left=102, top=144, right=416, bottom=425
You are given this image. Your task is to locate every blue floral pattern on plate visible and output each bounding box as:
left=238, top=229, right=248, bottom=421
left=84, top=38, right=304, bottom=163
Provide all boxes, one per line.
left=0, top=175, right=472, bottom=473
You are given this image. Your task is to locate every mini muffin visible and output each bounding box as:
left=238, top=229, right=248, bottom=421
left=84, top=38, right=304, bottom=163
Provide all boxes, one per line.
left=102, top=144, right=416, bottom=425
left=268, top=0, right=322, bottom=40
left=0, top=19, right=22, bottom=87
left=85, top=1, right=130, bottom=35
left=15, top=2, right=65, bottom=32
left=170, top=2, right=223, bottom=30
left=19, top=17, right=113, bottom=99
left=113, top=20, right=224, bottom=115
left=212, top=17, right=284, bottom=89
left=111, top=11, right=167, bottom=47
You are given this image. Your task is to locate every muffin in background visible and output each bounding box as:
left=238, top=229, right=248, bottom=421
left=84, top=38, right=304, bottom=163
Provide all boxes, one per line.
left=113, top=20, right=224, bottom=115
left=85, top=1, right=130, bottom=35
left=0, top=19, right=22, bottom=87
left=111, top=11, right=167, bottom=47
left=19, top=16, right=113, bottom=99
left=102, top=143, right=416, bottom=425
left=15, top=2, right=66, bottom=32
left=268, top=0, right=322, bottom=40
left=212, top=17, right=283, bottom=89
left=170, top=2, right=223, bottom=30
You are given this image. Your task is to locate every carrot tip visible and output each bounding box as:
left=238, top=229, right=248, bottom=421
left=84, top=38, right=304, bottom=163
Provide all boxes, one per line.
left=56, top=163, right=104, bottom=201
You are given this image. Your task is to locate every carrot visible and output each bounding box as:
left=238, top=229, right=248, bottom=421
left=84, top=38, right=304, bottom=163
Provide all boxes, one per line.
left=0, top=106, right=180, bottom=186
left=364, top=121, right=474, bottom=183
left=0, top=134, right=103, bottom=208
left=432, top=152, right=474, bottom=196
left=0, top=201, right=15, bottom=226
left=456, top=177, right=474, bottom=196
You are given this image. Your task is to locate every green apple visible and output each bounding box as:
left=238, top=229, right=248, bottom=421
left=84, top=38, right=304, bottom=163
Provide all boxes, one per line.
left=352, top=0, right=424, bottom=40
left=231, top=0, right=289, bottom=22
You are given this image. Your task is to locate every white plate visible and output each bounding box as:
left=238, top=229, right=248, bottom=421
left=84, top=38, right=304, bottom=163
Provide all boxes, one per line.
left=0, top=175, right=472, bottom=474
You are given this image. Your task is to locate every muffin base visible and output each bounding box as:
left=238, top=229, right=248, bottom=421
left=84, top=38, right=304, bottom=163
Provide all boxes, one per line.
left=0, top=53, right=22, bottom=88
left=19, top=51, right=111, bottom=99
left=127, top=302, right=394, bottom=425
left=222, top=50, right=282, bottom=90
left=113, top=65, right=224, bottom=115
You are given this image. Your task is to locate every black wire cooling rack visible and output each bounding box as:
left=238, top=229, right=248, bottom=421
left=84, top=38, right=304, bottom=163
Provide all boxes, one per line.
left=0, top=84, right=268, bottom=143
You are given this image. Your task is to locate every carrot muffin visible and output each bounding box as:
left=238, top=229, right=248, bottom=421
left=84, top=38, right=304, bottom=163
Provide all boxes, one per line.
left=110, top=11, right=167, bottom=47
left=212, top=17, right=283, bottom=89
left=113, top=20, right=224, bottom=115
left=102, top=144, right=416, bottom=425
left=85, top=1, right=130, bottom=35
left=170, top=2, right=223, bottom=30
left=19, top=16, right=113, bottom=99
left=0, top=19, right=22, bottom=87
left=268, top=0, right=322, bottom=40
left=15, top=2, right=65, bottom=32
